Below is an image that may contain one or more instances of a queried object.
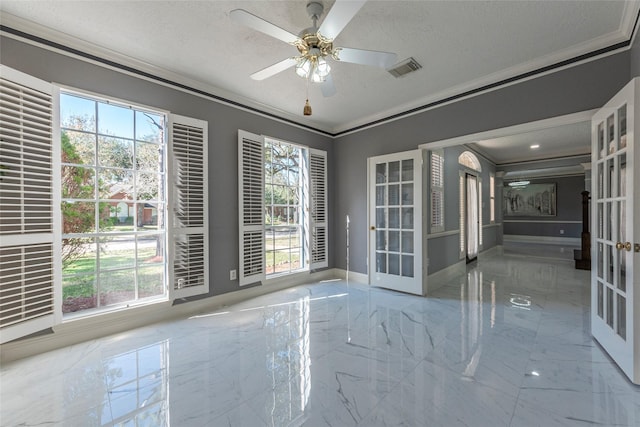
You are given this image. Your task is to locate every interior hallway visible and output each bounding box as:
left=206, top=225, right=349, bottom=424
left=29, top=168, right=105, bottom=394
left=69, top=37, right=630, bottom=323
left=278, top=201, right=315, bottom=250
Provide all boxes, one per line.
left=2, top=246, right=639, bottom=426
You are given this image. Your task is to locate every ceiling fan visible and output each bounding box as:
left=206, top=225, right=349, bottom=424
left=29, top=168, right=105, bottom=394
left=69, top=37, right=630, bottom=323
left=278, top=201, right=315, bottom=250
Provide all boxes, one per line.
left=230, top=0, right=397, bottom=115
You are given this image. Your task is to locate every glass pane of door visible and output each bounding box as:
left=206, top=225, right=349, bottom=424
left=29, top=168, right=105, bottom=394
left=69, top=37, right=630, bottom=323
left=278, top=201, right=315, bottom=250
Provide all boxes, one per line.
left=369, top=150, right=423, bottom=295
left=591, top=81, right=636, bottom=384
left=374, top=159, right=415, bottom=278
left=466, top=175, right=478, bottom=261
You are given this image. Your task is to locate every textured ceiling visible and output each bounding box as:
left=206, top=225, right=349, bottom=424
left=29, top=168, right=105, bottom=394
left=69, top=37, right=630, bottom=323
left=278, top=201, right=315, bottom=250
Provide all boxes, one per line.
left=0, top=1, right=637, bottom=136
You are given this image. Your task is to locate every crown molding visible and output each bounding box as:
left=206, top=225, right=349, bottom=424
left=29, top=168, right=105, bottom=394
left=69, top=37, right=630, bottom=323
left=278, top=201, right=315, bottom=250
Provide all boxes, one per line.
left=333, top=23, right=635, bottom=136
left=2, top=4, right=638, bottom=139
left=0, top=13, right=335, bottom=137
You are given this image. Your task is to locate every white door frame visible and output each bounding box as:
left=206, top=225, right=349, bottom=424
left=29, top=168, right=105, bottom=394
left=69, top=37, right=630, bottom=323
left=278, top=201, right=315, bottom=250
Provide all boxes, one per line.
left=367, top=149, right=424, bottom=295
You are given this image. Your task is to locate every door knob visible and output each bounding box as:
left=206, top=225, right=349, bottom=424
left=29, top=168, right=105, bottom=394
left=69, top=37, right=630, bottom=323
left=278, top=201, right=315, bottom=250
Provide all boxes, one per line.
left=635, top=243, right=640, bottom=253
left=625, top=242, right=632, bottom=251
left=370, top=226, right=376, bottom=231
left=616, top=242, right=625, bottom=250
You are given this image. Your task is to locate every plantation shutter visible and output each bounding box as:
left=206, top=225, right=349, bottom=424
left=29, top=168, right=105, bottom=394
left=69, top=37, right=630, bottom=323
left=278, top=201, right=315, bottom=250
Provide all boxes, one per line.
left=0, top=66, right=60, bottom=344
left=238, top=130, right=265, bottom=286
left=309, top=148, right=328, bottom=269
left=168, top=114, right=209, bottom=299
left=430, top=150, right=444, bottom=233
left=478, top=177, right=483, bottom=249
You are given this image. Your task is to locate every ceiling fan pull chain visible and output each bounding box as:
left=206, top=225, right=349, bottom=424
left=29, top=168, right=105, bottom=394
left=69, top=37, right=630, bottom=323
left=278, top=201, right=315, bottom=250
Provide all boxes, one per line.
left=304, top=76, right=312, bottom=116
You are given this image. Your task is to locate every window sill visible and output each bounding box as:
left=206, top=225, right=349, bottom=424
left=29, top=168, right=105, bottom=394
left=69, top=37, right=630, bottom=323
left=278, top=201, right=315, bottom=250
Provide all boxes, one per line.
left=265, top=269, right=311, bottom=286
left=62, top=295, right=169, bottom=324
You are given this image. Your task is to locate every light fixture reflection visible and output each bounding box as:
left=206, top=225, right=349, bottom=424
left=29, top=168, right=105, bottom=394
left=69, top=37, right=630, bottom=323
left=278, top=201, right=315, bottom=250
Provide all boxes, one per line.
left=509, top=293, right=531, bottom=310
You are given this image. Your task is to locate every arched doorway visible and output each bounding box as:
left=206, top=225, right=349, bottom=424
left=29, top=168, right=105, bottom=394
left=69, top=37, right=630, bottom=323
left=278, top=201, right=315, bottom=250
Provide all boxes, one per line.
left=459, top=151, right=482, bottom=263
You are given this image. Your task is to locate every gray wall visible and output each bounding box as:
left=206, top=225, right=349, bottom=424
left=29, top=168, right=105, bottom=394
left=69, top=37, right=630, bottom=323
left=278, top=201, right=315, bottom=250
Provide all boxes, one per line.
left=2, top=30, right=635, bottom=285
left=333, top=51, right=630, bottom=275
left=0, top=36, right=334, bottom=299
left=502, top=175, right=585, bottom=239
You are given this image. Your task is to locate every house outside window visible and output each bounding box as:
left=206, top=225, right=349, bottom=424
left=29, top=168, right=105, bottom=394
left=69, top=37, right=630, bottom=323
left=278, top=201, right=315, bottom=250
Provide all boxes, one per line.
left=60, top=91, right=167, bottom=315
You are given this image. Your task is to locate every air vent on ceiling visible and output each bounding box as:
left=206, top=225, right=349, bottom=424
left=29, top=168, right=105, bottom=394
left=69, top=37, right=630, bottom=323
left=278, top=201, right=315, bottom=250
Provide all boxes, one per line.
left=388, top=57, right=422, bottom=78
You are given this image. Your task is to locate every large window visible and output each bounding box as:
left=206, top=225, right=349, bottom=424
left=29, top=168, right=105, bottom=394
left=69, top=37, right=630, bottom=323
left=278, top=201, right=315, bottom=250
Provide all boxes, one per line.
left=1, top=65, right=208, bottom=343
left=238, top=130, right=327, bottom=286
left=60, top=92, right=167, bottom=315
left=264, top=139, right=306, bottom=276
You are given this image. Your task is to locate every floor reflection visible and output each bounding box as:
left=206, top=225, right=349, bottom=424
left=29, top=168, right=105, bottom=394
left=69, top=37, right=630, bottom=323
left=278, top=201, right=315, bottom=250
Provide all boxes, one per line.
left=263, top=295, right=311, bottom=426
left=3, top=247, right=640, bottom=426
left=459, top=267, right=485, bottom=379
left=104, top=341, right=169, bottom=425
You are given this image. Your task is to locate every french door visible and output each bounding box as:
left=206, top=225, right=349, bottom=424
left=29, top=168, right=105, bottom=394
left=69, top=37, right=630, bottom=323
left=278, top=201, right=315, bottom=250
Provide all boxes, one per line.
left=368, top=150, right=424, bottom=295
left=466, top=174, right=479, bottom=262
left=591, top=78, right=639, bottom=384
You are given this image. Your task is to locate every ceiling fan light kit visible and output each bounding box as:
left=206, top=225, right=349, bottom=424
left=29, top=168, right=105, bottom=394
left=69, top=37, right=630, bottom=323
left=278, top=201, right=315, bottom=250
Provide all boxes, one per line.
left=295, top=47, right=331, bottom=83
left=230, top=0, right=397, bottom=116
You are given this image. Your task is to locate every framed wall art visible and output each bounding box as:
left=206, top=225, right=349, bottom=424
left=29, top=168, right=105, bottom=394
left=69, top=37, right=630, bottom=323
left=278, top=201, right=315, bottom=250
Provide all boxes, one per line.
left=503, top=183, right=556, bottom=217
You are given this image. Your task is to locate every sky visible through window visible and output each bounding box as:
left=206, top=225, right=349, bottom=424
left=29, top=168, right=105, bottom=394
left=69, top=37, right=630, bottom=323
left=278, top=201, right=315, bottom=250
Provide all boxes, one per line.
left=60, top=93, right=163, bottom=140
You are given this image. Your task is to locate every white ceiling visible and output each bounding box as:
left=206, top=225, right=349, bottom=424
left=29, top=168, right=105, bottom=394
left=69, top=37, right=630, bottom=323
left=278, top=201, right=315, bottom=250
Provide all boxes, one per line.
left=0, top=1, right=638, bottom=136
left=469, top=120, right=591, bottom=164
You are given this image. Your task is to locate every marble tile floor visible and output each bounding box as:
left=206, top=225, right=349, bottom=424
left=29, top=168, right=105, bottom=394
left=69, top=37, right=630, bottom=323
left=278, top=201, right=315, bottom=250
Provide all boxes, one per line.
left=501, top=241, right=578, bottom=261
left=2, top=248, right=639, bottom=426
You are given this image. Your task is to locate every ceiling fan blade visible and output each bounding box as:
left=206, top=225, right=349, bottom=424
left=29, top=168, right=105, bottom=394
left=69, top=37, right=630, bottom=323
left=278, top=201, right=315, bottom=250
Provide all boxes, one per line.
left=230, top=9, right=300, bottom=45
left=250, top=57, right=298, bottom=80
left=335, top=47, right=397, bottom=69
left=320, top=74, right=337, bottom=97
left=318, top=0, right=367, bottom=40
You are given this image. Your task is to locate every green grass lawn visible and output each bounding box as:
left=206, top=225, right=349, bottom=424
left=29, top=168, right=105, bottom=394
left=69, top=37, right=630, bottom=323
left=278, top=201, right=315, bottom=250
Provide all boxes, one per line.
left=62, top=245, right=163, bottom=306
left=63, top=234, right=302, bottom=310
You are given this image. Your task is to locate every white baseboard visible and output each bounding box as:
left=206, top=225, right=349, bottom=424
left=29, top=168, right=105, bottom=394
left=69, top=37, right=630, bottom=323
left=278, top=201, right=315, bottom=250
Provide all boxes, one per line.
left=480, top=245, right=499, bottom=258
left=0, top=268, right=339, bottom=364
left=332, top=268, right=369, bottom=284
left=425, top=245, right=499, bottom=293
left=503, top=234, right=580, bottom=245
left=427, top=260, right=466, bottom=292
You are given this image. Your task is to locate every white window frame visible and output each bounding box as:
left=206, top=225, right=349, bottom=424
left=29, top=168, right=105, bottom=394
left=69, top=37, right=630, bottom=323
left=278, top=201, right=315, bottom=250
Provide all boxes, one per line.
left=58, top=89, right=173, bottom=314
left=264, top=137, right=308, bottom=278
left=430, top=149, right=445, bottom=233
left=238, top=130, right=328, bottom=286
